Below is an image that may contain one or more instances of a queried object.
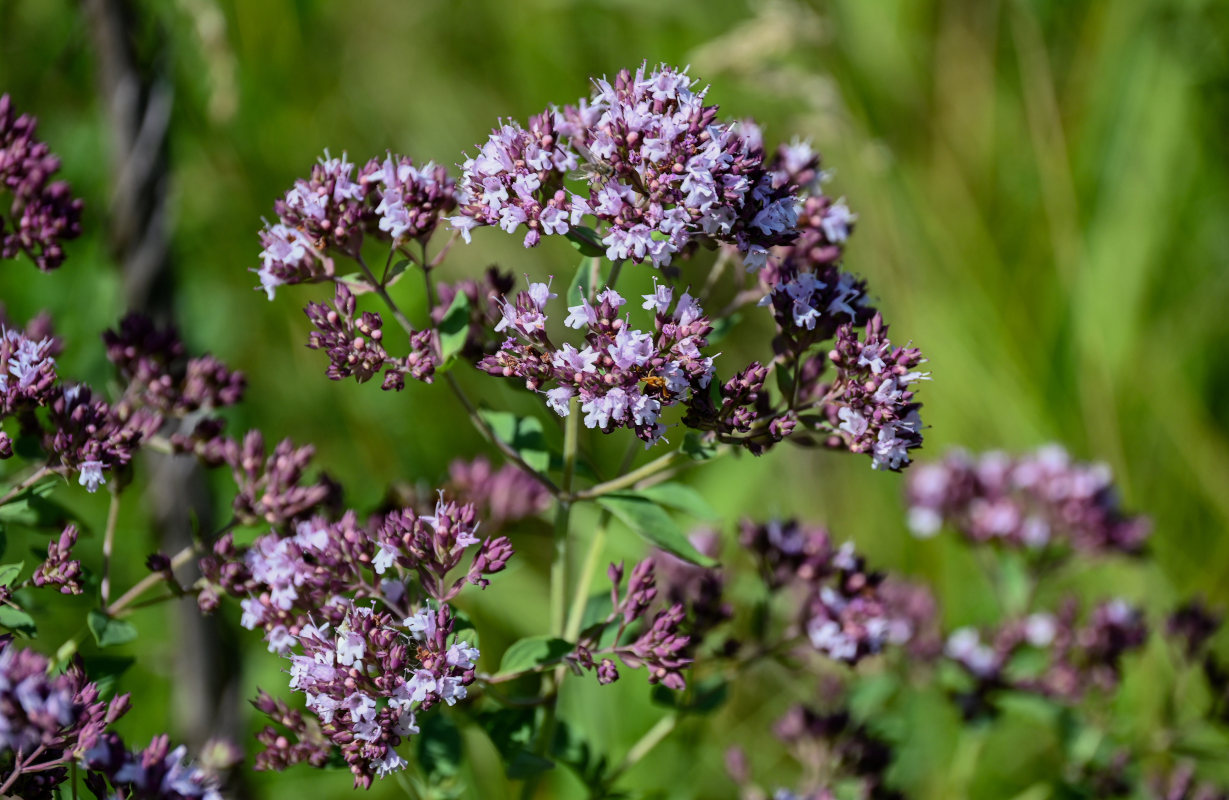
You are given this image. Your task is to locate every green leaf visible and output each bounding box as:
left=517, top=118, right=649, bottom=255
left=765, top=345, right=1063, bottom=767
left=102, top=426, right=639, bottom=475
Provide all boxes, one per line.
left=0, top=561, right=23, bottom=588
left=774, top=361, right=796, bottom=401
left=565, top=226, right=605, bottom=257
left=87, top=610, right=138, bottom=648
left=682, top=432, right=718, bottom=462
left=625, top=482, right=718, bottom=521
left=0, top=606, right=36, bottom=637
left=566, top=257, right=599, bottom=307
left=596, top=494, right=717, bottom=567
left=435, top=290, right=471, bottom=368
left=0, top=484, right=75, bottom=530
left=497, top=635, right=573, bottom=677
left=476, top=409, right=551, bottom=473
left=507, top=750, right=556, bottom=780
left=384, top=258, right=412, bottom=286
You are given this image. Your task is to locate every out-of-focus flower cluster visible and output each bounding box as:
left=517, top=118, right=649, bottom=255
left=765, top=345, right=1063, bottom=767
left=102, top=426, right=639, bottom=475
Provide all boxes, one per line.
left=479, top=281, right=714, bottom=445
left=256, top=152, right=456, bottom=300
left=740, top=519, right=932, bottom=664
left=905, top=445, right=1150, bottom=554
left=944, top=599, right=1147, bottom=713
left=0, top=310, right=247, bottom=493
left=389, top=454, right=552, bottom=535
left=82, top=733, right=225, bottom=800
left=198, top=492, right=511, bottom=786
left=451, top=63, right=799, bottom=266
left=104, top=312, right=246, bottom=442
left=0, top=637, right=221, bottom=800
left=0, top=95, right=82, bottom=272
left=767, top=699, right=902, bottom=800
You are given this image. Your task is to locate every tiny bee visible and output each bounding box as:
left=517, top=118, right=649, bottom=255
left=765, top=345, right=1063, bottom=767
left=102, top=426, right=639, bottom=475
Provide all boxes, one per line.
left=639, top=375, right=677, bottom=401
left=568, top=140, right=616, bottom=182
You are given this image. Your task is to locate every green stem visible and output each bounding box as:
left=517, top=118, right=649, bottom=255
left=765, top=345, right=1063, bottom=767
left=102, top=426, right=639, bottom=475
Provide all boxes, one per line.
left=521, top=398, right=580, bottom=800
left=551, top=397, right=580, bottom=635
left=99, top=488, right=121, bottom=606
left=573, top=450, right=682, bottom=501
left=105, top=543, right=197, bottom=617
left=564, top=510, right=610, bottom=641
left=606, top=259, right=624, bottom=290
left=609, top=713, right=678, bottom=783
left=53, top=544, right=199, bottom=667
left=0, top=466, right=51, bottom=506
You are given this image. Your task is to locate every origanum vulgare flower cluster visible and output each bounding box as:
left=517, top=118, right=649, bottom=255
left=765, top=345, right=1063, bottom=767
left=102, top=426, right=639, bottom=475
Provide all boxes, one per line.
left=0, top=638, right=222, bottom=800
left=1, top=63, right=1224, bottom=800
left=479, top=280, right=715, bottom=444
left=0, top=94, right=82, bottom=271
left=905, top=444, right=1151, bottom=552
left=254, top=62, right=928, bottom=467
left=199, top=493, right=512, bottom=785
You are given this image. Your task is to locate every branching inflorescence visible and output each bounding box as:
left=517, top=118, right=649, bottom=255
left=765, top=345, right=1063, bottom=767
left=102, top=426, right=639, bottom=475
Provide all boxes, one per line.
left=0, top=60, right=1217, bottom=800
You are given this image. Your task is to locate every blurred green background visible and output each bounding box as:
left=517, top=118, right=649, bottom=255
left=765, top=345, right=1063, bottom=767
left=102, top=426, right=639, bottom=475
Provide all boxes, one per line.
left=2, top=0, right=1228, bottom=797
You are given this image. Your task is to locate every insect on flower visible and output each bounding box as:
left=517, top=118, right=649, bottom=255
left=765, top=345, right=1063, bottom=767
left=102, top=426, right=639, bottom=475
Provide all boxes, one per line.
left=568, top=140, right=616, bottom=182
left=639, top=374, right=677, bottom=401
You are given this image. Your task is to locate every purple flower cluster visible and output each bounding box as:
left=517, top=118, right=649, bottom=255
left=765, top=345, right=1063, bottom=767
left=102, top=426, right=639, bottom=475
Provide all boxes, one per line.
left=945, top=598, right=1147, bottom=708
left=104, top=314, right=245, bottom=437
left=819, top=315, right=928, bottom=470
left=256, top=152, right=455, bottom=299
left=0, top=95, right=83, bottom=271
left=375, top=494, right=513, bottom=601
left=449, top=112, right=582, bottom=248
left=684, top=311, right=927, bottom=467
left=0, top=311, right=249, bottom=492
left=0, top=638, right=139, bottom=800
left=740, top=519, right=925, bottom=664
left=451, top=63, right=801, bottom=267
left=772, top=702, right=900, bottom=800
left=31, top=523, right=82, bottom=594
left=905, top=445, right=1151, bottom=554
left=44, top=383, right=158, bottom=493
left=198, top=431, right=338, bottom=526
left=82, top=733, right=224, bottom=800
left=0, top=323, right=59, bottom=413
left=478, top=281, right=714, bottom=445
left=250, top=691, right=330, bottom=772
left=572, top=559, right=692, bottom=690
left=757, top=193, right=867, bottom=336
left=305, top=284, right=437, bottom=389
left=199, top=491, right=510, bottom=786
left=279, top=604, right=477, bottom=787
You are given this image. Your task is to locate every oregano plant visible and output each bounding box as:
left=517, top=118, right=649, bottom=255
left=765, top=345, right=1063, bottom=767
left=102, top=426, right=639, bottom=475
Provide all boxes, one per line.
left=0, top=64, right=1223, bottom=800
